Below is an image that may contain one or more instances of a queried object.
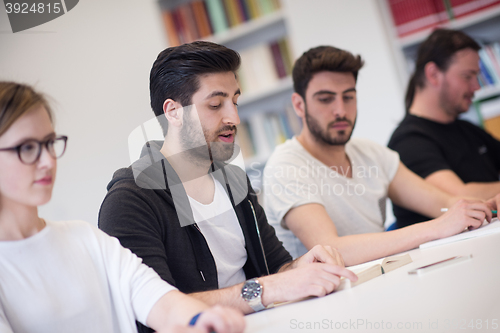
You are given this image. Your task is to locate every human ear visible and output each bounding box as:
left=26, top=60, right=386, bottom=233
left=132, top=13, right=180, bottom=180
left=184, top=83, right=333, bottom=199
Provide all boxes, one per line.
left=163, top=99, right=183, bottom=127
left=424, top=62, right=442, bottom=87
left=291, top=92, right=306, bottom=119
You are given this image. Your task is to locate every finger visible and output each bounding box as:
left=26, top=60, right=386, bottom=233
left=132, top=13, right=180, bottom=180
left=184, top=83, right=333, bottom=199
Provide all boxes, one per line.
left=466, top=202, right=492, bottom=222
left=309, top=245, right=339, bottom=265
left=464, top=212, right=485, bottom=230
left=196, top=311, right=228, bottom=333
left=319, top=264, right=358, bottom=282
left=334, top=249, right=345, bottom=268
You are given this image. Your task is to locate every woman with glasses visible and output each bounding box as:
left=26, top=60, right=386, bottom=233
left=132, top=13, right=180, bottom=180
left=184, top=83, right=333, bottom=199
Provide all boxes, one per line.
left=0, top=82, right=244, bottom=333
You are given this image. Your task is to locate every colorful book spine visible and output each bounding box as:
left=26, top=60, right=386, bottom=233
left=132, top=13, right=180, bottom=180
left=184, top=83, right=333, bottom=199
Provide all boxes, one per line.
left=162, top=10, right=180, bottom=46
left=206, top=0, right=229, bottom=34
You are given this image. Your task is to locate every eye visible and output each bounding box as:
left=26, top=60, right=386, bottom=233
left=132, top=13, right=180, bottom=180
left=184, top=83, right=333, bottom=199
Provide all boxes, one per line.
left=20, top=141, right=37, bottom=153
left=318, top=97, right=333, bottom=103
left=209, top=104, right=221, bottom=109
left=343, top=95, right=354, bottom=101
left=233, top=102, right=238, bottom=106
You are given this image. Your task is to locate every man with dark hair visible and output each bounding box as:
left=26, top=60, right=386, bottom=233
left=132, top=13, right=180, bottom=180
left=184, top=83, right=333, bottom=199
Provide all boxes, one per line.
left=388, top=29, right=500, bottom=228
left=263, top=45, right=496, bottom=266
left=98, top=41, right=357, bottom=333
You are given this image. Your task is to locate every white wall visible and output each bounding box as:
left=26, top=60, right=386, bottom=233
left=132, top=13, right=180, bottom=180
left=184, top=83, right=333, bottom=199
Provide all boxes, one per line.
left=0, top=0, right=404, bottom=226
left=284, top=0, right=406, bottom=146
left=0, top=0, right=167, bottom=225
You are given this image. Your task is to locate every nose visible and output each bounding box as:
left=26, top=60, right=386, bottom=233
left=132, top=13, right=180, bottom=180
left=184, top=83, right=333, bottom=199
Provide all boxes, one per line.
left=471, top=76, right=481, bottom=92
left=223, top=103, right=240, bottom=126
left=333, top=99, right=347, bottom=119
left=37, top=145, right=56, bottom=169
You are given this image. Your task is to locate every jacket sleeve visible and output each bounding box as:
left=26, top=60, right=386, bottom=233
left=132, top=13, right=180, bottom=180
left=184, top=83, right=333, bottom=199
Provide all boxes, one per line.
left=247, top=178, right=292, bottom=274
left=98, top=186, right=176, bottom=286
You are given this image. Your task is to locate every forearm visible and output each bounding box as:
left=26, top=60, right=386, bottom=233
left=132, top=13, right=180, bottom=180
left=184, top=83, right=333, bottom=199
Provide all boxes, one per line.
left=147, top=290, right=208, bottom=331
left=189, top=284, right=254, bottom=314
left=325, top=222, right=435, bottom=266
left=458, top=182, right=500, bottom=200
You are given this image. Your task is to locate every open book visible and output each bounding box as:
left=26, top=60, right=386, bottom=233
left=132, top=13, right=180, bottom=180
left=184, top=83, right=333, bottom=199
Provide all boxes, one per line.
left=337, top=253, right=412, bottom=291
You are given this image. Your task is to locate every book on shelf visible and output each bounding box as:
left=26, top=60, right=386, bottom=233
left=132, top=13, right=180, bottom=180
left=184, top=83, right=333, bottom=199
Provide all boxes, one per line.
left=387, top=0, right=500, bottom=38
left=237, top=109, right=302, bottom=164
left=161, top=0, right=282, bottom=46
left=478, top=43, right=500, bottom=88
left=337, top=253, right=413, bottom=291
left=237, top=37, right=293, bottom=95
left=449, top=0, right=500, bottom=20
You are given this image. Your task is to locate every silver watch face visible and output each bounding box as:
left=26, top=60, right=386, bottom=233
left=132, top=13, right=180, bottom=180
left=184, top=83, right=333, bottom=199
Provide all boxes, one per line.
left=241, top=280, right=262, bottom=301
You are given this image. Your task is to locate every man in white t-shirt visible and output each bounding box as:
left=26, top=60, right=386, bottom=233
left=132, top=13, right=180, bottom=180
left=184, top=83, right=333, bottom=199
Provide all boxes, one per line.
left=264, top=45, right=498, bottom=265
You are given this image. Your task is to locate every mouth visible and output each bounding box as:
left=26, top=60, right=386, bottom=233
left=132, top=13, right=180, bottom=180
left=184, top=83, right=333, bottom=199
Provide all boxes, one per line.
left=35, top=176, right=53, bottom=185
left=330, top=121, right=351, bottom=130
left=218, top=131, right=235, bottom=143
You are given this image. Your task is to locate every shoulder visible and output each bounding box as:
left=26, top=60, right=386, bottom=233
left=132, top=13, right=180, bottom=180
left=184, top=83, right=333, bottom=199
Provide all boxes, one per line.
left=348, top=137, right=398, bottom=159
left=46, top=220, right=102, bottom=245
left=266, top=137, right=310, bottom=168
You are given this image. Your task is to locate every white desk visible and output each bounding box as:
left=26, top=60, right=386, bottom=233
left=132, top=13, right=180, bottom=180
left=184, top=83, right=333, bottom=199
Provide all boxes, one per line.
left=245, top=232, right=500, bottom=332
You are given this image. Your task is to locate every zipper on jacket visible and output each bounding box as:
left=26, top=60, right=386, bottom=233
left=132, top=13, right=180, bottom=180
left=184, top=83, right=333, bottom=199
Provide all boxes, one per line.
left=193, top=222, right=207, bottom=282
left=248, top=200, right=270, bottom=275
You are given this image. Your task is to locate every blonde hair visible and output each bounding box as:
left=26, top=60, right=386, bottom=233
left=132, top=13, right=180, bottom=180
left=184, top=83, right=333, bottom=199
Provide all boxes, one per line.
left=0, top=82, right=53, bottom=137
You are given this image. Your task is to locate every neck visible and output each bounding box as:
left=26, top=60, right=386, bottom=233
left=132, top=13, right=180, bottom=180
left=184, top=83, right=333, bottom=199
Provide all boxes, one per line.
left=409, top=89, right=456, bottom=124
left=0, top=199, right=44, bottom=241
left=297, top=131, right=351, bottom=175
left=160, top=140, right=215, bottom=202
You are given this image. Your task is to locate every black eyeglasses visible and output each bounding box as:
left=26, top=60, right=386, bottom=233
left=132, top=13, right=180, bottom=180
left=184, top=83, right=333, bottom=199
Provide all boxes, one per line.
left=0, top=135, right=68, bottom=165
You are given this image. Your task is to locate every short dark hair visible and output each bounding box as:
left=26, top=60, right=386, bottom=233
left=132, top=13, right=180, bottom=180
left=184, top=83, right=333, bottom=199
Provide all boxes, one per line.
left=405, top=29, right=480, bottom=111
left=150, top=41, right=241, bottom=135
left=292, top=46, right=364, bottom=100
left=0, top=81, right=53, bottom=137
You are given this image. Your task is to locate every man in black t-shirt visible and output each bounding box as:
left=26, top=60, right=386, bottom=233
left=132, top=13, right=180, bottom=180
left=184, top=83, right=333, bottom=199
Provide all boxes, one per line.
left=388, top=29, right=500, bottom=228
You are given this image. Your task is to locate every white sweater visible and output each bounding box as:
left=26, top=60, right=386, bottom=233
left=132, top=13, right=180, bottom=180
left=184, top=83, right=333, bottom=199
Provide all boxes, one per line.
left=0, top=220, right=176, bottom=333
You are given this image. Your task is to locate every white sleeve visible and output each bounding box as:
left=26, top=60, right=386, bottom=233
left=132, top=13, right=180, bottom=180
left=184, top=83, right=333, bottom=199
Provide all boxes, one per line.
left=264, top=154, right=325, bottom=226
left=89, top=225, right=177, bottom=326
left=0, top=303, right=14, bottom=333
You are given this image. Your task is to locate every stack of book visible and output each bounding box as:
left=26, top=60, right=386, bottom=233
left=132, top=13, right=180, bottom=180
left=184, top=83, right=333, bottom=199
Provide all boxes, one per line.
left=236, top=105, right=302, bottom=164
left=237, top=37, right=293, bottom=95
left=387, top=0, right=500, bottom=38
left=478, top=42, right=500, bottom=89
left=161, top=0, right=282, bottom=46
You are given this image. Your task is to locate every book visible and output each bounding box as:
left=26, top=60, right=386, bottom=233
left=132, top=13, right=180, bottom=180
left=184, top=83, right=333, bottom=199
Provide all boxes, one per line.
left=337, top=253, right=413, bottom=290
left=420, top=218, right=500, bottom=249
left=191, top=1, right=213, bottom=38
left=206, top=0, right=229, bottom=34
left=178, top=4, right=199, bottom=43
left=387, top=0, right=446, bottom=37
left=162, top=10, right=180, bottom=47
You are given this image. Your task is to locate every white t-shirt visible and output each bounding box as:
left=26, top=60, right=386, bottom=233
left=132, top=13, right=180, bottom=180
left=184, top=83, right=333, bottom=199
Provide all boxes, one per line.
left=263, top=137, right=400, bottom=259
left=188, top=175, right=247, bottom=289
left=0, top=220, right=176, bottom=333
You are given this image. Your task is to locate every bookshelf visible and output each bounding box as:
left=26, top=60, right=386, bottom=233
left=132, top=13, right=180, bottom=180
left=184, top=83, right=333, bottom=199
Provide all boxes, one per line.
left=159, top=0, right=299, bottom=193
left=378, top=0, right=500, bottom=132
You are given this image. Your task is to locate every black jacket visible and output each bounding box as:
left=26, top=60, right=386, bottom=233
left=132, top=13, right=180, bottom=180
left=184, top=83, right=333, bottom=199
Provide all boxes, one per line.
left=98, top=141, right=292, bottom=296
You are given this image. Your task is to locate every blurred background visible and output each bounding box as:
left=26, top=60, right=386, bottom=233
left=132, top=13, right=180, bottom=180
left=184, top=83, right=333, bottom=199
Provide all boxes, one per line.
left=1, top=0, right=499, bottom=226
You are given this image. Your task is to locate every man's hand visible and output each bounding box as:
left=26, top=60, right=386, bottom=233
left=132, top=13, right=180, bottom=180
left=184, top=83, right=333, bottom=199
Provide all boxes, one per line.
left=296, top=245, right=345, bottom=267
left=194, top=306, right=245, bottom=333
left=260, top=252, right=357, bottom=306
left=431, top=199, right=492, bottom=238
left=160, top=306, right=245, bottom=333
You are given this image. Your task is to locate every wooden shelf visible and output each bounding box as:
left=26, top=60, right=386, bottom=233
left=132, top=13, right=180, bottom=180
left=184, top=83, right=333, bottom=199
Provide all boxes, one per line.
left=398, top=5, right=500, bottom=48
left=207, top=9, right=285, bottom=46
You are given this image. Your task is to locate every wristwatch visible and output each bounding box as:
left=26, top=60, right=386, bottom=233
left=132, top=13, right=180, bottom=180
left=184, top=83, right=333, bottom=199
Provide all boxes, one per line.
left=241, top=278, right=266, bottom=312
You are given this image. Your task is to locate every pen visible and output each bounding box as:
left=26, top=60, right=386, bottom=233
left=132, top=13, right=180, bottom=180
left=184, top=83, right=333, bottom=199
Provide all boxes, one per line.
left=441, top=208, right=497, bottom=214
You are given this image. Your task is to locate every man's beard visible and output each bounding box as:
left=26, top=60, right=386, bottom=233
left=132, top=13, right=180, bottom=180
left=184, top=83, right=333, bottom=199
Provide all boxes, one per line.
left=305, top=105, right=355, bottom=146
left=439, top=79, right=473, bottom=118
left=180, top=114, right=237, bottom=163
